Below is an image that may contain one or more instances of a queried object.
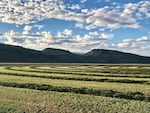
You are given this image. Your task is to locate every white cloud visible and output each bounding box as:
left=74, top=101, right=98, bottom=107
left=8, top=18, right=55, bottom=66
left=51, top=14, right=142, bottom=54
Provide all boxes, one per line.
left=35, top=31, right=53, bottom=47
left=85, top=7, right=140, bottom=29
left=105, top=36, right=150, bottom=56
left=0, top=0, right=149, bottom=30
left=80, top=0, right=87, bottom=3
left=117, top=42, right=130, bottom=48
left=89, top=31, right=99, bottom=36
left=124, top=1, right=150, bottom=18
left=1, top=31, right=53, bottom=49
left=69, top=4, right=81, bottom=10
left=75, top=23, right=84, bottom=29
left=81, top=9, right=89, bottom=13
left=113, top=36, right=150, bottom=49
left=85, top=24, right=97, bottom=30
left=75, top=23, right=97, bottom=30
left=22, top=25, right=32, bottom=34
left=88, top=32, right=114, bottom=40
left=136, top=36, right=148, bottom=41
left=63, top=29, right=72, bottom=36
left=101, top=33, right=114, bottom=40
left=0, top=0, right=85, bottom=24
left=0, top=29, right=113, bottom=52
left=83, top=1, right=149, bottom=29
left=34, top=25, right=44, bottom=30
left=76, top=0, right=150, bottom=30
left=138, top=1, right=150, bottom=18
left=56, top=29, right=72, bottom=37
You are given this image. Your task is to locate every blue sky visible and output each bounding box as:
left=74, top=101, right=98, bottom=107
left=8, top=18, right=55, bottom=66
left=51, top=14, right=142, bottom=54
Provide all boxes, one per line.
left=0, top=0, right=150, bottom=56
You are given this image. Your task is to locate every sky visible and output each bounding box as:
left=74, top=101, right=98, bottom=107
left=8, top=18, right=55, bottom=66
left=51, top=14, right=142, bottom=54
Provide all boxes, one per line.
left=0, top=0, right=150, bottom=56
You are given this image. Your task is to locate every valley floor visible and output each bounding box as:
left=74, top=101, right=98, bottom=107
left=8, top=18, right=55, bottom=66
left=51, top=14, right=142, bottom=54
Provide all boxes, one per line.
left=0, top=64, right=150, bottom=113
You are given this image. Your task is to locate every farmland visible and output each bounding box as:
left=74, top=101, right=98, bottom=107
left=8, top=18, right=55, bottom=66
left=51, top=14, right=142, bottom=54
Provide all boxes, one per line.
left=0, top=64, right=150, bottom=113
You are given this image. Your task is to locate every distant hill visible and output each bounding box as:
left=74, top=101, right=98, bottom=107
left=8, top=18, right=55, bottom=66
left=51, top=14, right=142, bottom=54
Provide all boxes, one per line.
left=42, top=48, right=82, bottom=62
left=0, top=43, right=150, bottom=63
left=84, top=49, right=150, bottom=63
left=0, top=43, right=52, bottom=62
left=42, top=48, right=73, bottom=56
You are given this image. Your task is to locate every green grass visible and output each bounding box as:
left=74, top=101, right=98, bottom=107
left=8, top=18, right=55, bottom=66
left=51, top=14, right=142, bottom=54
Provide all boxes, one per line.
left=0, top=102, right=25, bottom=113
left=0, top=74, right=150, bottom=95
left=0, top=81, right=150, bottom=101
left=0, top=64, right=150, bottom=113
left=0, top=71, right=149, bottom=85
left=7, top=66, right=150, bottom=78
left=0, top=86, right=150, bottom=113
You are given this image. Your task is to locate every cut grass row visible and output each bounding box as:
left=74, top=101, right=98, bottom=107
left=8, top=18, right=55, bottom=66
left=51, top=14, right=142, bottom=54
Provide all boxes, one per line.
left=0, top=81, right=149, bottom=102
left=32, top=65, right=150, bottom=75
left=0, top=74, right=149, bottom=95
left=2, top=67, right=150, bottom=82
left=0, top=71, right=149, bottom=85
left=5, top=66, right=150, bottom=78
left=33, top=65, right=150, bottom=69
left=0, top=86, right=150, bottom=113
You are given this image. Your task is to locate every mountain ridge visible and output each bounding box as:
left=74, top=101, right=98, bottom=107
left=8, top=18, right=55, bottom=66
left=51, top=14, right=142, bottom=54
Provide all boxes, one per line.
left=0, top=43, right=150, bottom=63
left=84, top=49, right=150, bottom=63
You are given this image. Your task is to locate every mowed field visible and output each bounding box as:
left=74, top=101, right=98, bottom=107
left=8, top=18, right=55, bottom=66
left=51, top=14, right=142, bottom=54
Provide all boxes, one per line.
left=0, top=64, right=150, bottom=113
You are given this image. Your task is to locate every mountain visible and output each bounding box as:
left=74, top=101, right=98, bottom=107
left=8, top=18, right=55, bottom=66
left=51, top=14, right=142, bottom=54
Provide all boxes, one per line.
left=41, top=48, right=82, bottom=62
left=0, top=43, right=150, bottom=63
left=0, top=43, right=81, bottom=63
left=0, top=43, right=52, bottom=62
left=84, top=49, right=150, bottom=63
left=42, top=48, right=73, bottom=56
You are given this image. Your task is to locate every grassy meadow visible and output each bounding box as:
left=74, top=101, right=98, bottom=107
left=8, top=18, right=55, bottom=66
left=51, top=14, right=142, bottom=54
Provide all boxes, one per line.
left=0, top=64, right=150, bottom=113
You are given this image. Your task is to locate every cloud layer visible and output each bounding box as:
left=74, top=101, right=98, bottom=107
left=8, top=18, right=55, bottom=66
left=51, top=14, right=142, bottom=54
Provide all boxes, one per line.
left=0, top=0, right=149, bottom=29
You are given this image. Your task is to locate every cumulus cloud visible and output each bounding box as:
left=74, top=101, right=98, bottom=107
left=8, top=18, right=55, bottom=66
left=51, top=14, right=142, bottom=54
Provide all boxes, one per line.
left=63, top=29, right=72, bottom=36
left=85, top=7, right=140, bottom=29
left=113, top=36, right=150, bottom=50
left=33, top=25, right=44, bottom=30
left=79, top=1, right=150, bottom=29
left=0, top=0, right=149, bottom=30
left=109, top=36, right=150, bottom=56
left=22, top=25, right=32, bottom=34
left=57, top=29, right=72, bottom=37
left=69, top=4, right=81, bottom=10
left=80, top=0, right=87, bottom=3
left=100, top=33, right=114, bottom=40
left=89, top=31, right=99, bottom=36
left=0, top=28, right=113, bottom=52
left=0, top=0, right=85, bottom=24
left=0, top=30, right=43, bottom=42
left=0, top=31, right=53, bottom=49
left=88, top=32, right=114, bottom=40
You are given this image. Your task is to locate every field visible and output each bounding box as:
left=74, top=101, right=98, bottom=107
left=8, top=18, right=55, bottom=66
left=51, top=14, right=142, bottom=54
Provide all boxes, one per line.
left=0, top=64, right=150, bottom=113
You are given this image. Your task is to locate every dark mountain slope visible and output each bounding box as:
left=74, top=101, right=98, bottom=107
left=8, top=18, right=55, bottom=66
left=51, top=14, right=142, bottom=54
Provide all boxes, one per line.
left=0, top=43, right=150, bottom=63
left=42, top=48, right=73, bottom=56
left=84, top=49, right=150, bottom=63
left=42, top=48, right=82, bottom=62
left=0, top=43, right=54, bottom=62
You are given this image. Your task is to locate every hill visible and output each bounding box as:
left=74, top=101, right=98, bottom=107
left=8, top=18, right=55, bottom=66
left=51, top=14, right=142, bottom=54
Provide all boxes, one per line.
left=0, top=43, right=52, bottom=62
left=0, top=43, right=150, bottom=63
left=42, top=48, right=82, bottom=62
left=84, top=49, right=150, bottom=63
